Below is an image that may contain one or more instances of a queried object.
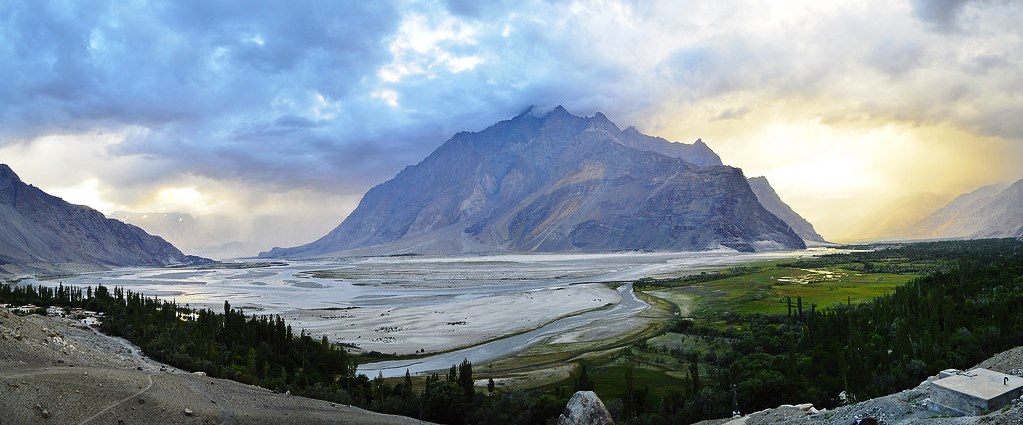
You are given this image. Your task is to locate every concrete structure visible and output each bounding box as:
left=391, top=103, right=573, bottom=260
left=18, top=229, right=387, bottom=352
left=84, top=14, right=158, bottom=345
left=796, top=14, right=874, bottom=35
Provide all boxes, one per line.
left=938, top=368, right=959, bottom=379
left=928, top=368, right=1023, bottom=416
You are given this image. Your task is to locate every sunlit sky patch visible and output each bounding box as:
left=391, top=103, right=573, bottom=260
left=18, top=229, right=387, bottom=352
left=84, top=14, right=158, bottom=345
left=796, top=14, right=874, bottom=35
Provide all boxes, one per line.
left=1, top=0, right=1021, bottom=255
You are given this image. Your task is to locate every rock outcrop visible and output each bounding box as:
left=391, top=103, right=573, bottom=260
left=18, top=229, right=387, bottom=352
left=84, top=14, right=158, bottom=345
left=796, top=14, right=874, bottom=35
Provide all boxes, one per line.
left=558, top=391, right=614, bottom=425
left=0, top=164, right=193, bottom=276
left=263, top=106, right=805, bottom=257
left=747, top=176, right=827, bottom=244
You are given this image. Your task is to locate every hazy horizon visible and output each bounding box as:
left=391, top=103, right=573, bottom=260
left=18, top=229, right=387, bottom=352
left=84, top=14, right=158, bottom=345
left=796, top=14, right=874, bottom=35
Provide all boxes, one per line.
left=3, top=0, right=1021, bottom=253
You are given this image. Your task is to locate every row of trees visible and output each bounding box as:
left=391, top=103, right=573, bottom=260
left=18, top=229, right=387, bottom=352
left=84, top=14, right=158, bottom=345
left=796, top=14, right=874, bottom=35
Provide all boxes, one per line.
left=0, top=280, right=568, bottom=424
left=0, top=282, right=366, bottom=402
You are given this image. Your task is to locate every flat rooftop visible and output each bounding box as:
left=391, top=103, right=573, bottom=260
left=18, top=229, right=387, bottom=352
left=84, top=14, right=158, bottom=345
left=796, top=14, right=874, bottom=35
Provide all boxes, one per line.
left=933, top=368, right=1023, bottom=399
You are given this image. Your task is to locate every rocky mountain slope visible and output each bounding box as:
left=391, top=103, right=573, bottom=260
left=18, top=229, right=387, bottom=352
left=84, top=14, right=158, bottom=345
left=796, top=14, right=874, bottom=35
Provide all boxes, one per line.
left=617, top=126, right=722, bottom=167
left=907, top=179, right=1023, bottom=240
left=747, top=176, right=828, bottom=244
left=0, top=164, right=192, bottom=277
left=263, top=107, right=805, bottom=257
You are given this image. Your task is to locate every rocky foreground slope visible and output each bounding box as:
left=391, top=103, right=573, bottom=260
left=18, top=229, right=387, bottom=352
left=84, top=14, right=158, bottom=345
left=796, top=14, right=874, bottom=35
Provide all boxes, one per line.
left=695, top=347, right=1023, bottom=425
left=0, top=164, right=195, bottom=277
left=0, top=306, right=425, bottom=425
left=264, top=106, right=805, bottom=257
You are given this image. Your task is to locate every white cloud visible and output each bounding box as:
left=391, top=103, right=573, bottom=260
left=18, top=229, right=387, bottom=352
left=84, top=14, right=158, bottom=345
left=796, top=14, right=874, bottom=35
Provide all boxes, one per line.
left=376, top=11, right=484, bottom=83
left=2, top=0, right=1021, bottom=248
left=372, top=89, right=400, bottom=108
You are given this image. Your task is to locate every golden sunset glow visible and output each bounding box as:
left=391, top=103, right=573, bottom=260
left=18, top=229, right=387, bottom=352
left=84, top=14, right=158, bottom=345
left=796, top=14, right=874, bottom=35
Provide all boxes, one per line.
left=1, top=0, right=1020, bottom=253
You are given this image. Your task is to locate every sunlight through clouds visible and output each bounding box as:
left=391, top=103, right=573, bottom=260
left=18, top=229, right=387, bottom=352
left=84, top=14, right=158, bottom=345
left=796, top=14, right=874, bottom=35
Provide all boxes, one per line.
left=377, top=11, right=484, bottom=83
left=0, top=0, right=1020, bottom=251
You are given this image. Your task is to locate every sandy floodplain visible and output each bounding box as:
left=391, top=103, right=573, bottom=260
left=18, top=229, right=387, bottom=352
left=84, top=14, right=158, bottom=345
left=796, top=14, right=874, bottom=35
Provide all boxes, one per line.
left=293, top=283, right=617, bottom=355
left=20, top=250, right=820, bottom=377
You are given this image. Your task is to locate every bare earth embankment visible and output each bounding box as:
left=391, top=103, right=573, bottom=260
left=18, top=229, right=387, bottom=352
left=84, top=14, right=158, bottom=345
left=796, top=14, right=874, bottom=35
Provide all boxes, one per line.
left=0, top=307, right=428, bottom=425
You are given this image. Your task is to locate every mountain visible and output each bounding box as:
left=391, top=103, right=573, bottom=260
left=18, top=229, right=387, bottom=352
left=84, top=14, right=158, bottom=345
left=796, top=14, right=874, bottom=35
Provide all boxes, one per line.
left=746, top=176, right=828, bottom=244
left=0, top=164, right=193, bottom=277
left=848, top=192, right=950, bottom=242
left=908, top=180, right=1018, bottom=237
left=262, top=106, right=805, bottom=258
left=969, top=180, right=1023, bottom=237
left=907, top=180, right=1023, bottom=239
left=110, top=210, right=344, bottom=259
left=617, top=126, right=722, bottom=167
left=110, top=211, right=253, bottom=259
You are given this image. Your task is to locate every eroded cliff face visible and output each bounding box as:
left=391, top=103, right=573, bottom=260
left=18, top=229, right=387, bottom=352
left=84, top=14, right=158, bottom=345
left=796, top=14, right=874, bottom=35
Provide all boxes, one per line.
left=0, top=164, right=190, bottom=276
left=264, top=107, right=804, bottom=258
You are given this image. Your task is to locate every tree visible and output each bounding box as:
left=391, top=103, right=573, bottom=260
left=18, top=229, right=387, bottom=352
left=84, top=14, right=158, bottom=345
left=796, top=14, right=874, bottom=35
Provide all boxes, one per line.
left=575, top=363, right=594, bottom=391
left=624, top=362, right=635, bottom=420
left=447, top=365, right=457, bottom=383
left=403, top=369, right=414, bottom=400
left=688, top=351, right=701, bottom=396
left=458, top=358, right=475, bottom=401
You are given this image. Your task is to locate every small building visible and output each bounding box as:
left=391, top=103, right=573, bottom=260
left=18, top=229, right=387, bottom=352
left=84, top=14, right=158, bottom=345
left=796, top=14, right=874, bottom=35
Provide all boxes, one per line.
left=12, top=304, right=38, bottom=315
left=928, top=368, right=1023, bottom=416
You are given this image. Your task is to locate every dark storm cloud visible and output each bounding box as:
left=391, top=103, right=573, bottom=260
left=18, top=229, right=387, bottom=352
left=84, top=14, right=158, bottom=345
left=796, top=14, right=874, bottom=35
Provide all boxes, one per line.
left=910, top=0, right=972, bottom=31
left=1, top=0, right=1021, bottom=202
left=0, top=0, right=404, bottom=190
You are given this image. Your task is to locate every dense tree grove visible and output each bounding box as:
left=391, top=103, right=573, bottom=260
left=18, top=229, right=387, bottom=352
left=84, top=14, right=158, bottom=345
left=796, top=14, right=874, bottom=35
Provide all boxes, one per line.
left=3, top=238, right=1022, bottom=424
left=724, top=239, right=1023, bottom=412
left=622, top=239, right=1023, bottom=423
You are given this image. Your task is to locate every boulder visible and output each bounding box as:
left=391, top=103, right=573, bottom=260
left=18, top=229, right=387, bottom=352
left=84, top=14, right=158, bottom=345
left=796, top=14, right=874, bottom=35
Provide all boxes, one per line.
left=558, top=391, right=614, bottom=425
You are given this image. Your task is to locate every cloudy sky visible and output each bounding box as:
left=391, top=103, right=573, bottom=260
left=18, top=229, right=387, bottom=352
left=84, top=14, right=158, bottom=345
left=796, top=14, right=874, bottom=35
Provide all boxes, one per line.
left=1, top=0, right=1021, bottom=254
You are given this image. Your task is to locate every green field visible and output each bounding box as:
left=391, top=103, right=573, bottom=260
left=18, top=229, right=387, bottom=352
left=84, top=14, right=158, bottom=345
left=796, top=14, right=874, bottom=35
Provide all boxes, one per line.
left=530, top=259, right=925, bottom=402
left=589, top=360, right=686, bottom=400
left=644, top=262, right=919, bottom=318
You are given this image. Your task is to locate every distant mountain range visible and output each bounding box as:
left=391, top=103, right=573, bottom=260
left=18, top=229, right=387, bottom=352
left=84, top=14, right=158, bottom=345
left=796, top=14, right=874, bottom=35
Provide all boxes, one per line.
left=0, top=164, right=196, bottom=277
left=110, top=211, right=267, bottom=259
left=906, top=179, right=1023, bottom=240
left=263, top=106, right=815, bottom=258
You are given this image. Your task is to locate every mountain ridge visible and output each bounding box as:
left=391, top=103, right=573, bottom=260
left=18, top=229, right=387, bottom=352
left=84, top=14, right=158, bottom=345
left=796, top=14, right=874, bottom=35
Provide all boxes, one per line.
left=0, top=164, right=196, bottom=277
left=905, top=179, right=1023, bottom=240
left=262, top=107, right=806, bottom=258
left=746, top=176, right=828, bottom=244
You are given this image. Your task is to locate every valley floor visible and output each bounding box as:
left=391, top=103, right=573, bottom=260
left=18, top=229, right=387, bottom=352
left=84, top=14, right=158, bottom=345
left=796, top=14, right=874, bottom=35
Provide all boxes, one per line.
left=17, top=250, right=815, bottom=378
